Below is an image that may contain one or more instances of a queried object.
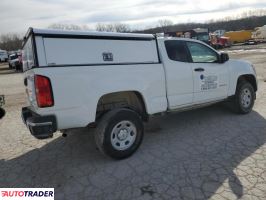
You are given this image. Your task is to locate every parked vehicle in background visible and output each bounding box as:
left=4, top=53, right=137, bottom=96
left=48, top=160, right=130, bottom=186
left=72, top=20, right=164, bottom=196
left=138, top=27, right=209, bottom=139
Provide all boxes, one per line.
left=224, top=30, right=252, bottom=44
left=8, top=53, right=22, bottom=71
left=252, top=25, right=266, bottom=42
left=21, top=28, right=257, bottom=159
left=17, top=53, right=23, bottom=71
left=0, top=50, right=8, bottom=62
left=213, top=30, right=226, bottom=37
left=165, top=28, right=210, bottom=44
left=244, top=39, right=258, bottom=45
left=210, top=34, right=231, bottom=49
left=8, top=54, right=18, bottom=69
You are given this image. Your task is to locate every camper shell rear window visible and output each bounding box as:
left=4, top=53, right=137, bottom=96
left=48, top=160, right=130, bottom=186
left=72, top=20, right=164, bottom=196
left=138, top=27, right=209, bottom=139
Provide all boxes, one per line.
left=22, top=36, right=35, bottom=70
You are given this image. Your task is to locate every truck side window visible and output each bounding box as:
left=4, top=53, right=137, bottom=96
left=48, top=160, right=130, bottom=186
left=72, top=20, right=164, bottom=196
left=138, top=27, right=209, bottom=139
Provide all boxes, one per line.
left=165, top=40, right=189, bottom=62
left=186, top=42, right=218, bottom=63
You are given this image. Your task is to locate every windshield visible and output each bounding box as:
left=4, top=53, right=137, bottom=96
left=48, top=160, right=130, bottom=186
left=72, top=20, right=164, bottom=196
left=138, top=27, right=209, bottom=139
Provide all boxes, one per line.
left=10, top=55, right=18, bottom=60
left=197, top=34, right=209, bottom=41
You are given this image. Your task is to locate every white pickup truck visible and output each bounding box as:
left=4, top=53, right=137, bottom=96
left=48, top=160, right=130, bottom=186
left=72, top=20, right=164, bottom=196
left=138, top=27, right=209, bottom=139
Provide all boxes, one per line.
left=0, top=50, right=8, bottom=62
left=21, top=28, right=257, bottom=159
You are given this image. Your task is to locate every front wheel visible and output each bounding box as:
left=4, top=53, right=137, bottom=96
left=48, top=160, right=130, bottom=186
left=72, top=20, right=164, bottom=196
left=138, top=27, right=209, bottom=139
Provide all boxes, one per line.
left=231, top=81, right=255, bottom=114
left=94, top=108, right=144, bottom=159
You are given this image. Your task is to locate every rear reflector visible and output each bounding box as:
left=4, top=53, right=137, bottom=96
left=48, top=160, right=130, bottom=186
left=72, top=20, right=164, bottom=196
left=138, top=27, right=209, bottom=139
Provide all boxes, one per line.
left=35, top=75, right=54, bottom=107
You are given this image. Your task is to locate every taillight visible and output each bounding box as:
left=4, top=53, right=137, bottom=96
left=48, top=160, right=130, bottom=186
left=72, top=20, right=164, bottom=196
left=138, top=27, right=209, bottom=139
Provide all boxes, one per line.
left=34, top=75, right=54, bottom=107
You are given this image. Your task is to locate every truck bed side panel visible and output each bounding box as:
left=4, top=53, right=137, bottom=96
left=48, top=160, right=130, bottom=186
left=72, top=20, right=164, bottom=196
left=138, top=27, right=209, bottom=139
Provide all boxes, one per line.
left=42, top=37, right=159, bottom=66
left=30, top=64, right=167, bottom=130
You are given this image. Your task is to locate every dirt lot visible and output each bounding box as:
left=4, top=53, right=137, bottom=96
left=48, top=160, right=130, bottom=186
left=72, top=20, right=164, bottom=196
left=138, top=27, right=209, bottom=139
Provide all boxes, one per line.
left=0, top=44, right=266, bottom=200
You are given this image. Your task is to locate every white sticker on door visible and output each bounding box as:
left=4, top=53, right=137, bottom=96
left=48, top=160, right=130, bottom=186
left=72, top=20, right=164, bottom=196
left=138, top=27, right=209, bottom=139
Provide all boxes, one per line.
left=200, top=75, right=218, bottom=91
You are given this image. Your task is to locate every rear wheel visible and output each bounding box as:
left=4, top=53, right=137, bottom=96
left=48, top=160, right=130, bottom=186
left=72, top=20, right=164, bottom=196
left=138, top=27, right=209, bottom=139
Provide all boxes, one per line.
left=94, top=108, right=144, bottom=159
left=231, top=81, right=255, bottom=114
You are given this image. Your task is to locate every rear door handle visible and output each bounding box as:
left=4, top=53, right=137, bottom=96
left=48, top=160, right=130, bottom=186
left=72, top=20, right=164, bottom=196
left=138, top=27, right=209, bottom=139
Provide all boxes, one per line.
left=194, top=68, right=205, bottom=72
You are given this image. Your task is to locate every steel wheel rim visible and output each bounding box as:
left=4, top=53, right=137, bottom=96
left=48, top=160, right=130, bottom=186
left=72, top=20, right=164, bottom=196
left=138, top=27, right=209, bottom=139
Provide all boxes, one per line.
left=240, top=87, right=252, bottom=108
left=110, top=120, right=137, bottom=151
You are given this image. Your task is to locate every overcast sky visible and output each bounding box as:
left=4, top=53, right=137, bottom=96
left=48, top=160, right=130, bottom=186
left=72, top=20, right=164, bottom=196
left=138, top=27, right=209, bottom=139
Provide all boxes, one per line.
left=0, top=0, right=266, bottom=35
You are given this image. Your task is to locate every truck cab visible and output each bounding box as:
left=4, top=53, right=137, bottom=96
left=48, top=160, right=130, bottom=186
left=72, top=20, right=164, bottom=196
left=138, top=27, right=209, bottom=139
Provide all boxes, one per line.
left=159, top=37, right=256, bottom=111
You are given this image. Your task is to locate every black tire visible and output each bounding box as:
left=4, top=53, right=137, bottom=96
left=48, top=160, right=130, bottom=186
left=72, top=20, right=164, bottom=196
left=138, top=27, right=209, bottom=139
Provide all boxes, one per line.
left=231, top=81, right=255, bottom=114
left=94, top=108, right=144, bottom=159
left=8, top=63, right=12, bottom=69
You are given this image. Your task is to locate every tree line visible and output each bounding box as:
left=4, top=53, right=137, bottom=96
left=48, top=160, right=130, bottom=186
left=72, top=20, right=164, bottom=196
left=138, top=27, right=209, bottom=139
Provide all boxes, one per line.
left=48, top=22, right=130, bottom=32
left=0, top=34, right=23, bottom=51
left=1, top=9, right=266, bottom=51
left=141, top=15, right=266, bottom=34
left=0, top=23, right=131, bottom=51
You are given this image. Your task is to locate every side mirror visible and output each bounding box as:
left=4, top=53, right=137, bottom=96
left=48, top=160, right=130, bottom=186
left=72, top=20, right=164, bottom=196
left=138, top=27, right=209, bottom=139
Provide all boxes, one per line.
left=220, top=52, right=229, bottom=63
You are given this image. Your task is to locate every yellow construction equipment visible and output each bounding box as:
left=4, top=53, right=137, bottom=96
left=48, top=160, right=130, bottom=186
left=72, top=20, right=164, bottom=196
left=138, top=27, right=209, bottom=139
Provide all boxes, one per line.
left=224, top=30, right=252, bottom=44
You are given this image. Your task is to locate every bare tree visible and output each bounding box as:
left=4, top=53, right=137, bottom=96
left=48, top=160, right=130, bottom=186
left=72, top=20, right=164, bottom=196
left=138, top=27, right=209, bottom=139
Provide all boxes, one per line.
left=158, top=19, right=173, bottom=32
left=114, top=23, right=130, bottom=33
left=48, top=23, right=91, bottom=31
left=96, top=23, right=107, bottom=32
left=96, top=23, right=115, bottom=32
left=0, top=33, right=23, bottom=51
left=106, top=24, right=116, bottom=32
left=96, top=23, right=130, bottom=32
left=48, top=22, right=130, bottom=33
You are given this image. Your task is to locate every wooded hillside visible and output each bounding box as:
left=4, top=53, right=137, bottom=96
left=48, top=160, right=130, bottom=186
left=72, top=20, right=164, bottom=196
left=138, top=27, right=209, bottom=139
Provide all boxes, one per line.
left=139, top=15, right=266, bottom=34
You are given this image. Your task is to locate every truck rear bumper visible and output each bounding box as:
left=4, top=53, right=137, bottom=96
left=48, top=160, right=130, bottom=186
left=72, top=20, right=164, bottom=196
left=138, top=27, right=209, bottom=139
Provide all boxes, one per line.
left=21, top=107, right=57, bottom=139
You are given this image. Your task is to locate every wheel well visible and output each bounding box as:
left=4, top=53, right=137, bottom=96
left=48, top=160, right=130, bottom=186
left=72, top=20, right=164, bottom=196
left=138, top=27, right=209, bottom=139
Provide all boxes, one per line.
left=96, top=91, right=148, bottom=121
left=237, top=75, right=257, bottom=92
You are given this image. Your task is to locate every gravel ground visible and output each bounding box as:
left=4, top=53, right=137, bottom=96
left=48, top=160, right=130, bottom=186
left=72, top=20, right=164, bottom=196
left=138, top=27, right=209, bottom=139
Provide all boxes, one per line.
left=0, top=44, right=266, bottom=200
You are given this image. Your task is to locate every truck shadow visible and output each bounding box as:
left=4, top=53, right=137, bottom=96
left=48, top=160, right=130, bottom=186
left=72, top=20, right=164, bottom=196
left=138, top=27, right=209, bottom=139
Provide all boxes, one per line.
left=0, top=105, right=265, bottom=199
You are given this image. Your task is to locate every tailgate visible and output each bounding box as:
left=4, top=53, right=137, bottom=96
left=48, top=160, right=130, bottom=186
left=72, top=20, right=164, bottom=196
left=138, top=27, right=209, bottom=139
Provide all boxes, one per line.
left=24, top=70, right=37, bottom=109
